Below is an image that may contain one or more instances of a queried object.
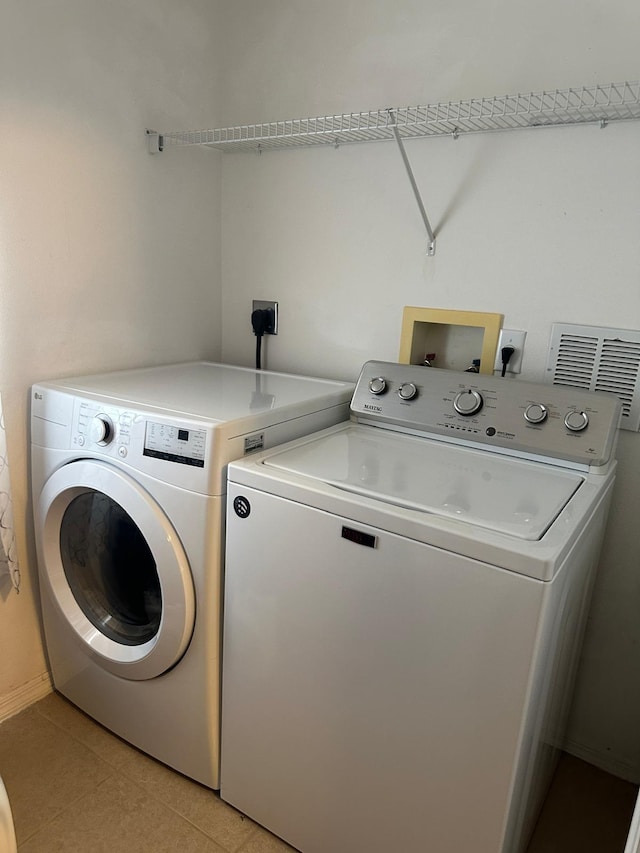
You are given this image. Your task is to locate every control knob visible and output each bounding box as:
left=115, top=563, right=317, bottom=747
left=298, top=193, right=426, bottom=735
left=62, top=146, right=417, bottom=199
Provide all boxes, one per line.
left=90, top=414, right=114, bottom=445
left=398, top=382, right=418, bottom=401
left=369, top=377, right=387, bottom=395
left=453, top=389, right=483, bottom=416
left=524, top=403, right=548, bottom=425
left=564, top=410, right=589, bottom=432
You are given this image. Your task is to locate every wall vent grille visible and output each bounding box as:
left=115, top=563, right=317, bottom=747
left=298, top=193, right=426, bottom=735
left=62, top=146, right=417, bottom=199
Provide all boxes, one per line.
left=546, top=324, right=640, bottom=431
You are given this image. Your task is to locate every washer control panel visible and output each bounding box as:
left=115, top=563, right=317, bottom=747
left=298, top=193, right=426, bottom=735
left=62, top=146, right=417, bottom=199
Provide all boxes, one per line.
left=71, top=399, right=207, bottom=467
left=351, top=360, right=621, bottom=467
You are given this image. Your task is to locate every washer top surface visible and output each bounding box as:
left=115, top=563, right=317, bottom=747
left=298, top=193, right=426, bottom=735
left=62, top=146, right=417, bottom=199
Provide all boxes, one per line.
left=41, top=361, right=353, bottom=423
left=263, top=423, right=583, bottom=540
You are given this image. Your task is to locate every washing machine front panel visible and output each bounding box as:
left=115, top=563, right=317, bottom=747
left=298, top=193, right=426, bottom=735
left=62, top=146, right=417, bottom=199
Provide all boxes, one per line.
left=38, top=459, right=195, bottom=681
left=222, top=482, right=549, bottom=853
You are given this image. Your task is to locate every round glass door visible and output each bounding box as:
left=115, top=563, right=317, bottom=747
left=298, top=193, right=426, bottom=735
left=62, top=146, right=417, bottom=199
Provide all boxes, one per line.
left=38, top=459, right=195, bottom=680
left=59, top=491, right=162, bottom=646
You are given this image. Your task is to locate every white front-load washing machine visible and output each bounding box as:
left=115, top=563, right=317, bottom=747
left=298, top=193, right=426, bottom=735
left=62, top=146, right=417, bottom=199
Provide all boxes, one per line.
left=31, top=361, right=353, bottom=789
left=221, top=360, right=621, bottom=853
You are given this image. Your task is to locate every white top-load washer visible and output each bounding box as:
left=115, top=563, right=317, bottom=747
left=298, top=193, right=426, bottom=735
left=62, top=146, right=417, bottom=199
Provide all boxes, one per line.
left=221, top=360, right=621, bottom=853
left=31, top=361, right=353, bottom=789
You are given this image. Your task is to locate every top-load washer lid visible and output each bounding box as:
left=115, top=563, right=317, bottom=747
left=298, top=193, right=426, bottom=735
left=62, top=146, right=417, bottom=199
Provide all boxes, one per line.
left=263, top=424, right=584, bottom=540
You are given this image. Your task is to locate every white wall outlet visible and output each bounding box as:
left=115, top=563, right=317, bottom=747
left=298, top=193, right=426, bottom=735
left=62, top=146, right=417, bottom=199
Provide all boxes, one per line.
left=494, top=329, right=527, bottom=374
left=252, top=300, right=278, bottom=334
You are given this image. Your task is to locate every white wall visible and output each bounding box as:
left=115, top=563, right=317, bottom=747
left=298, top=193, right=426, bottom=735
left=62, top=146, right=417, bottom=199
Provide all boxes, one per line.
left=0, top=0, right=223, bottom=712
left=217, top=1, right=640, bottom=778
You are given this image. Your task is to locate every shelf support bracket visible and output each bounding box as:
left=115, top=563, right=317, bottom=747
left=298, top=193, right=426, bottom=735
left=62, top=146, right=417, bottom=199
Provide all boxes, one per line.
left=388, top=109, right=435, bottom=256
left=146, top=130, right=164, bottom=154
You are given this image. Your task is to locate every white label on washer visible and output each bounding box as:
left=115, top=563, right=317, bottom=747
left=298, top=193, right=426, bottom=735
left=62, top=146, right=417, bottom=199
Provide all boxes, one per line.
left=143, top=422, right=206, bottom=467
left=244, top=433, right=265, bottom=454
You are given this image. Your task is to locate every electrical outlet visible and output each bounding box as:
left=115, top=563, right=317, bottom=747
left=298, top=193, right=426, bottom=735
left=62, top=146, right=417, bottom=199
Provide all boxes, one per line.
left=252, top=300, right=278, bottom=335
left=494, top=329, right=526, bottom=374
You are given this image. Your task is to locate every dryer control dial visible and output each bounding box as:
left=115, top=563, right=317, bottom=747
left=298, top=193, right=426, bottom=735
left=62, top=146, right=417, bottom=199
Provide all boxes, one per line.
left=453, top=389, right=483, bottom=416
left=564, top=410, right=589, bottom=432
left=90, top=414, right=114, bottom=445
left=368, top=377, right=387, bottom=395
left=398, top=382, right=418, bottom=401
left=524, top=403, right=548, bottom=424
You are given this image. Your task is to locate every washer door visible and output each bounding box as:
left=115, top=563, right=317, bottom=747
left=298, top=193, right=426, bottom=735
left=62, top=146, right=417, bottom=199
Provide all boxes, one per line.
left=38, top=459, right=195, bottom=680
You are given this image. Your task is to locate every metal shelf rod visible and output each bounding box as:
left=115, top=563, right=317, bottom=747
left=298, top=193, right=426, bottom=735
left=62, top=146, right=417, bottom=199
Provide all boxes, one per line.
left=388, top=109, right=436, bottom=256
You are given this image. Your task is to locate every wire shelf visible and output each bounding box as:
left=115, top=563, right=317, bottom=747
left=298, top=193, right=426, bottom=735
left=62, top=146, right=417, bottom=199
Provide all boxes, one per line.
left=156, top=81, right=640, bottom=153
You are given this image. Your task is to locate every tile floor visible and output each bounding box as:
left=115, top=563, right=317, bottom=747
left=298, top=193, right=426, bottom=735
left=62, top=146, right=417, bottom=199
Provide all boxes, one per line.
left=0, top=693, right=294, bottom=853
left=526, top=751, right=637, bottom=853
left=0, top=692, right=637, bottom=852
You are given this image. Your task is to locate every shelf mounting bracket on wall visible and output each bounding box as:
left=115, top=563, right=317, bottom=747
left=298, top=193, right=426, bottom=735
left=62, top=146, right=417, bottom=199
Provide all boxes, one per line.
left=146, top=130, right=164, bottom=154
left=387, top=109, right=436, bottom=256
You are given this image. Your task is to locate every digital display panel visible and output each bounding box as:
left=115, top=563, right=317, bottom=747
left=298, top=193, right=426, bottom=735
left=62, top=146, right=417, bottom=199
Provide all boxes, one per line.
left=143, top=422, right=206, bottom=467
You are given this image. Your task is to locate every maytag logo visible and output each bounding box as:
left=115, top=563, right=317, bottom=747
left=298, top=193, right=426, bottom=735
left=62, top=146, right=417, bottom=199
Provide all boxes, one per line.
left=363, top=403, right=382, bottom=412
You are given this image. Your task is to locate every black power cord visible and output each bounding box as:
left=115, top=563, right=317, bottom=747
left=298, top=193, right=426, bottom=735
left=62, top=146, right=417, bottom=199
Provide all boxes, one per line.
left=500, top=345, right=515, bottom=377
left=251, top=308, right=275, bottom=369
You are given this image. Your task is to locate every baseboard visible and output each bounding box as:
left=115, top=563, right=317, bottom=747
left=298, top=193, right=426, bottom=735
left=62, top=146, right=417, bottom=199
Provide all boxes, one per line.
left=564, top=736, right=640, bottom=784
left=0, top=671, right=53, bottom=724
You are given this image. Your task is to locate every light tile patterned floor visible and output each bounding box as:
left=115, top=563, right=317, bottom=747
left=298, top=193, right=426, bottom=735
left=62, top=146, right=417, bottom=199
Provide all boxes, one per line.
left=0, top=694, right=296, bottom=853
left=0, top=693, right=636, bottom=852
